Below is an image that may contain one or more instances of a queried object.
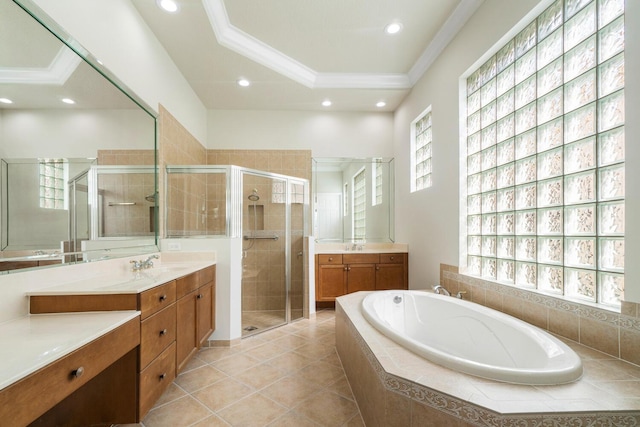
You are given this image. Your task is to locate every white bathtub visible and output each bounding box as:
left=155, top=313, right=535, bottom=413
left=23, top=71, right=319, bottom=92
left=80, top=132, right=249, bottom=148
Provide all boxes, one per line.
left=361, top=290, right=583, bottom=385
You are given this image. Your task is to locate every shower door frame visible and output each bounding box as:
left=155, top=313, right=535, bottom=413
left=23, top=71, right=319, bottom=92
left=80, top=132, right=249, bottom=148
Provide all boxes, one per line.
left=239, top=168, right=309, bottom=328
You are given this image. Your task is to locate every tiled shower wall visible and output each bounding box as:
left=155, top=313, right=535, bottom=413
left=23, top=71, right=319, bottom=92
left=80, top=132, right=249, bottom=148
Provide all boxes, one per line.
left=159, top=105, right=207, bottom=238
left=97, top=150, right=155, bottom=237
left=440, top=264, right=640, bottom=366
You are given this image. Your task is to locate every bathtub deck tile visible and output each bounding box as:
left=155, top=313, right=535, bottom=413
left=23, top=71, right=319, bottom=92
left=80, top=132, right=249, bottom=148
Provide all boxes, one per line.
left=336, top=291, right=640, bottom=423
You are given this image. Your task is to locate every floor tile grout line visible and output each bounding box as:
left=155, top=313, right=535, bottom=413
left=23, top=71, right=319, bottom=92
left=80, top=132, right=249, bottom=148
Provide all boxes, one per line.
left=144, top=310, right=365, bottom=427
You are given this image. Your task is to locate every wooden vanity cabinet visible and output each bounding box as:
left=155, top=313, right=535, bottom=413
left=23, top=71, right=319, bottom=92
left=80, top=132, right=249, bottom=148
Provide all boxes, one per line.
left=176, top=289, right=198, bottom=373
left=316, top=255, right=347, bottom=301
left=1, top=317, right=139, bottom=427
left=197, top=280, right=216, bottom=346
left=376, top=253, right=409, bottom=290
left=175, top=265, right=216, bottom=374
left=316, top=253, right=408, bottom=302
left=27, top=264, right=216, bottom=421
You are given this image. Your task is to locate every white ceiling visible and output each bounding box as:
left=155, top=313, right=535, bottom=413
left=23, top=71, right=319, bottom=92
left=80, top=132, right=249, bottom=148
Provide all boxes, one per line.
left=131, top=0, right=484, bottom=112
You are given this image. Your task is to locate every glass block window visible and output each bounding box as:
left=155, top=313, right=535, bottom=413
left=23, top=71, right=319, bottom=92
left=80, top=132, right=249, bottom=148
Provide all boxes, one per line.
left=411, top=107, right=433, bottom=191
left=464, top=0, right=625, bottom=307
left=372, top=159, right=383, bottom=206
left=39, top=159, right=66, bottom=210
left=271, top=181, right=285, bottom=203
left=343, top=183, right=349, bottom=216
left=272, top=181, right=304, bottom=203
left=353, top=168, right=366, bottom=240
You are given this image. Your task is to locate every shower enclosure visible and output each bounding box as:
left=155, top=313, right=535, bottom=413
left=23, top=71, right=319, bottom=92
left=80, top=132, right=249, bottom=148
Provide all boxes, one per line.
left=69, top=165, right=156, bottom=259
left=165, top=165, right=309, bottom=337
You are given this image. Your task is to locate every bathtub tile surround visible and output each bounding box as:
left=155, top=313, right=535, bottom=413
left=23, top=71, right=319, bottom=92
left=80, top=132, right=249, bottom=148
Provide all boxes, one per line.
left=440, top=264, right=640, bottom=366
left=336, top=292, right=640, bottom=426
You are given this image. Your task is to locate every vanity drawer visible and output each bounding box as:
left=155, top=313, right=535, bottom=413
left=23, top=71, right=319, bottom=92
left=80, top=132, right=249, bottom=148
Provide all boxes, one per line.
left=198, top=265, right=216, bottom=285
left=0, top=317, right=139, bottom=427
left=379, top=253, right=406, bottom=264
left=318, top=254, right=343, bottom=265
left=343, top=253, right=380, bottom=264
left=140, top=304, right=177, bottom=369
left=139, top=342, right=176, bottom=419
left=176, top=272, right=199, bottom=299
left=139, top=280, right=176, bottom=319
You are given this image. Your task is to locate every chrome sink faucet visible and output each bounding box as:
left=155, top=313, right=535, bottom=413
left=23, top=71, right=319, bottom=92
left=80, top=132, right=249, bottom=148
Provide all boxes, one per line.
left=130, top=259, right=143, bottom=271
left=142, top=254, right=159, bottom=269
left=130, top=254, right=159, bottom=271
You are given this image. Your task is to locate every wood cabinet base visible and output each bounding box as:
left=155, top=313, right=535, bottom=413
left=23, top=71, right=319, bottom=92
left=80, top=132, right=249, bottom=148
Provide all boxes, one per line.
left=28, top=348, right=138, bottom=427
left=315, top=253, right=408, bottom=302
left=1, top=318, right=140, bottom=427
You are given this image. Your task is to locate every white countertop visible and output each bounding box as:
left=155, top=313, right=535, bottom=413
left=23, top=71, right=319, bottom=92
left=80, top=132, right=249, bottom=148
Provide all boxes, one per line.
left=27, top=260, right=215, bottom=296
left=0, top=311, right=140, bottom=391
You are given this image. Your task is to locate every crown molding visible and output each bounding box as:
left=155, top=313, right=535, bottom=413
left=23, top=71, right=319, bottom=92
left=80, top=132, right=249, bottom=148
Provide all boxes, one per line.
left=408, top=0, right=484, bottom=85
left=202, top=0, right=483, bottom=90
left=0, top=47, right=81, bottom=85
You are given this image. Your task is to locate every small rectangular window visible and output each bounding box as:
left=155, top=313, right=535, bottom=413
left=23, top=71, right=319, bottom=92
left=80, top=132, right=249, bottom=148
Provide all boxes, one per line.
left=411, top=107, right=433, bottom=192
left=39, top=158, right=66, bottom=210
left=352, top=168, right=366, bottom=240
left=372, top=159, right=383, bottom=206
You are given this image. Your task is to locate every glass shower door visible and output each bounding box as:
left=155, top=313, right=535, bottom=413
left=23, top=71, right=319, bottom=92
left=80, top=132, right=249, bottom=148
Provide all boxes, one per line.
left=241, top=172, right=287, bottom=335
left=290, top=179, right=306, bottom=322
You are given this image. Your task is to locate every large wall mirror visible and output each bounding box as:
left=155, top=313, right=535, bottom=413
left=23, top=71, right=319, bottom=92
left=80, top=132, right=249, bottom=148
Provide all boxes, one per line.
left=313, top=157, right=394, bottom=243
left=0, top=0, right=158, bottom=273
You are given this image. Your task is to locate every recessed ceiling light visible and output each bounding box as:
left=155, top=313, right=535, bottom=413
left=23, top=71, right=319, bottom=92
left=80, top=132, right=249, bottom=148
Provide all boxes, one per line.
left=376, top=101, right=386, bottom=108
left=61, top=98, right=76, bottom=105
left=157, top=0, right=179, bottom=13
left=237, top=78, right=251, bottom=87
left=385, top=22, right=403, bottom=35
left=322, top=100, right=332, bottom=107
left=0, top=98, right=13, bottom=104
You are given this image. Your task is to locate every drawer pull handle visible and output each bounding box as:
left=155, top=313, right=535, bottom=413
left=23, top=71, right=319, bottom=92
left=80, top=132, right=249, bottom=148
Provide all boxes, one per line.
left=71, top=367, right=84, bottom=379
left=328, top=257, right=333, bottom=261
left=376, top=266, right=380, bottom=270
left=197, top=294, right=203, bottom=299
left=159, top=373, right=166, bottom=381
left=159, top=294, right=167, bottom=302
left=390, top=256, right=394, bottom=260
left=160, top=328, right=168, bottom=336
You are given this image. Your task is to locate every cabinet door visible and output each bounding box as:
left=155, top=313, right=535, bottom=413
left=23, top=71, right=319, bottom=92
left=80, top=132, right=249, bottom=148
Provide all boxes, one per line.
left=347, top=264, right=376, bottom=293
left=317, top=264, right=347, bottom=301
left=176, top=290, right=197, bottom=374
left=375, top=264, right=407, bottom=290
left=196, top=282, right=215, bottom=346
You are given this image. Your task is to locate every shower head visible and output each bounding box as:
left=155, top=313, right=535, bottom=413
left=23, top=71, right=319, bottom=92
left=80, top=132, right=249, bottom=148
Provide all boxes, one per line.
left=248, top=189, right=260, bottom=201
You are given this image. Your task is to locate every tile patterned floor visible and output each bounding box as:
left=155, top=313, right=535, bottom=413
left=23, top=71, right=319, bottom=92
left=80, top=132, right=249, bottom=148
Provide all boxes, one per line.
left=142, top=310, right=365, bottom=427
